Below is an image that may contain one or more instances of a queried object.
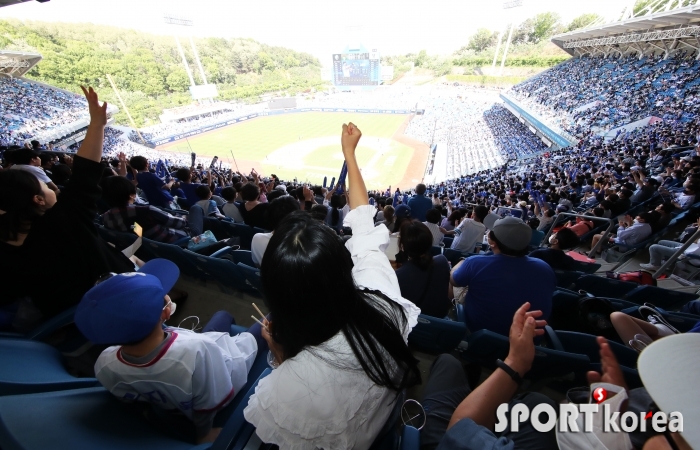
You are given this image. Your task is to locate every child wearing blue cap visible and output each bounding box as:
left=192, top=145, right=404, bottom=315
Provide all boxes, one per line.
left=75, top=259, right=259, bottom=443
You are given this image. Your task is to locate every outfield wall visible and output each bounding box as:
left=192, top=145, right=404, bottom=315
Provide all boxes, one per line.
left=153, top=107, right=416, bottom=146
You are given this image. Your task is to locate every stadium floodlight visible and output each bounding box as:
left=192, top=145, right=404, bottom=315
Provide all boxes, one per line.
left=492, top=0, right=524, bottom=70
left=164, top=14, right=210, bottom=89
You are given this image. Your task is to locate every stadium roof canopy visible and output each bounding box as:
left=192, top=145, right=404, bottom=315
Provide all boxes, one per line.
left=0, top=0, right=40, bottom=8
left=551, top=2, right=700, bottom=58
left=0, top=50, right=42, bottom=77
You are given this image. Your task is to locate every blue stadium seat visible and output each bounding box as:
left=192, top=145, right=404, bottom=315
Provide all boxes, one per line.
left=184, top=250, right=258, bottom=295
left=408, top=315, right=467, bottom=354
left=96, top=225, right=138, bottom=251
left=569, top=260, right=601, bottom=274
left=237, top=263, right=264, bottom=294
left=554, top=270, right=585, bottom=289
left=551, top=329, right=642, bottom=388
left=442, top=248, right=468, bottom=266
left=459, top=329, right=590, bottom=380
left=0, top=339, right=99, bottom=395
left=213, top=249, right=255, bottom=267
left=400, top=426, right=420, bottom=450
left=430, top=246, right=442, bottom=257
left=223, top=223, right=260, bottom=250
left=0, top=369, right=272, bottom=450
left=622, top=285, right=698, bottom=311
left=141, top=238, right=209, bottom=280
left=188, top=204, right=204, bottom=236
left=0, top=306, right=78, bottom=341
left=573, top=275, right=638, bottom=298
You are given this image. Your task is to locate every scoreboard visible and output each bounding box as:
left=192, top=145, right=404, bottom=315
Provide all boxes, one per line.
left=332, top=48, right=381, bottom=86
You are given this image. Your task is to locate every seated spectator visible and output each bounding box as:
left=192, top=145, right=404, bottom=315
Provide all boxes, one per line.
left=74, top=259, right=260, bottom=444
left=239, top=183, right=270, bottom=229
left=220, top=186, right=244, bottom=223
left=423, top=208, right=445, bottom=246
left=175, top=167, right=205, bottom=208
left=129, top=155, right=176, bottom=209
left=563, top=213, right=596, bottom=237
left=420, top=303, right=556, bottom=450
left=9, top=148, right=60, bottom=193
left=610, top=309, right=690, bottom=350
left=0, top=87, right=135, bottom=325
left=325, top=193, right=345, bottom=232
left=243, top=123, right=420, bottom=449
left=395, top=220, right=451, bottom=318
left=640, top=221, right=700, bottom=271
left=251, top=196, right=300, bottom=266
left=375, top=205, right=395, bottom=230
left=615, top=189, right=633, bottom=215
left=101, top=175, right=189, bottom=244
left=450, top=214, right=555, bottom=335
left=534, top=202, right=555, bottom=231
left=441, top=209, right=465, bottom=232
left=591, top=212, right=653, bottom=251
left=649, top=203, right=674, bottom=233
left=408, top=183, right=432, bottom=221
left=195, top=185, right=225, bottom=219
left=447, top=205, right=488, bottom=253
left=666, top=185, right=696, bottom=210
left=529, top=227, right=579, bottom=271
left=630, top=171, right=657, bottom=203
left=309, top=203, right=328, bottom=222
left=527, top=217, right=544, bottom=247
left=373, top=198, right=386, bottom=222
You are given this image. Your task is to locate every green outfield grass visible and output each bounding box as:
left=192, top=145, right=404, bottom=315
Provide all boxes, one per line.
left=159, top=112, right=415, bottom=188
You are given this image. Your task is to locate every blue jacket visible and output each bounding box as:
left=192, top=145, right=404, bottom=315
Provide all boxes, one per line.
left=408, top=194, right=433, bottom=222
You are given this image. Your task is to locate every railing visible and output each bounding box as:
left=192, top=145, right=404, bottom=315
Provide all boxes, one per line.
left=541, top=213, right=616, bottom=258
left=653, top=227, right=700, bottom=279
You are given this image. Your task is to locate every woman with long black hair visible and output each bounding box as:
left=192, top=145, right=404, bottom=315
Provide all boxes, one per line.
left=244, top=123, right=421, bottom=449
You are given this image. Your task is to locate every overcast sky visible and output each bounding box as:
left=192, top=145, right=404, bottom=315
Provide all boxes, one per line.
left=0, top=0, right=631, bottom=60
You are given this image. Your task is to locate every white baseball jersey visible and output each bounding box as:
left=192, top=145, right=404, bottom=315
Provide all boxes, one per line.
left=94, top=327, right=257, bottom=433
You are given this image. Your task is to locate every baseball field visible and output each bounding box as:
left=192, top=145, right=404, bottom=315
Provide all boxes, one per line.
left=157, top=112, right=429, bottom=189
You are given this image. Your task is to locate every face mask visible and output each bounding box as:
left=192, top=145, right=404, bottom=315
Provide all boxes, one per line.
left=633, top=219, right=640, bottom=225
left=169, top=302, right=177, bottom=316
left=549, top=235, right=557, bottom=244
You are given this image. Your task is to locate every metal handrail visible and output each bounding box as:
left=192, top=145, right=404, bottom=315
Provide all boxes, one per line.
left=541, top=212, right=616, bottom=258
left=653, top=227, right=700, bottom=280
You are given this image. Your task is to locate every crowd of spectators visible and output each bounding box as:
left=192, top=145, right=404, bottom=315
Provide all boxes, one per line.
left=0, top=77, right=88, bottom=146
left=2, top=55, right=700, bottom=448
left=509, top=53, right=700, bottom=137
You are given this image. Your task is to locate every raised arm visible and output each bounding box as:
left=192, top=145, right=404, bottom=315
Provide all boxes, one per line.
left=341, top=123, right=368, bottom=209
left=76, top=86, right=107, bottom=163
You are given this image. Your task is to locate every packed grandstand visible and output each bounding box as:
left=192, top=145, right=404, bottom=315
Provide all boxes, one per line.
left=1, top=3, right=700, bottom=450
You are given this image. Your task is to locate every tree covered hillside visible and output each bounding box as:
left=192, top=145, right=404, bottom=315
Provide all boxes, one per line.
left=0, top=19, right=324, bottom=126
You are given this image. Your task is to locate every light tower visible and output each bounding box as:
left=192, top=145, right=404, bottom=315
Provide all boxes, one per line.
left=164, top=14, right=216, bottom=101
left=491, top=0, right=524, bottom=76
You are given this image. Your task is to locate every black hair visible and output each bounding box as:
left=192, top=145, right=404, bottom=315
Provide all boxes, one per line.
left=329, top=194, right=342, bottom=226
left=195, top=184, right=211, bottom=199
left=129, top=156, right=148, bottom=171
left=473, top=205, right=489, bottom=222
left=638, top=212, right=654, bottom=223
left=425, top=208, right=441, bottom=224
left=12, top=148, right=40, bottom=165
left=553, top=227, right=579, bottom=250
left=261, top=212, right=420, bottom=392
left=240, top=183, right=260, bottom=202
left=0, top=169, right=45, bottom=241
left=488, top=230, right=529, bottom=257
left=176, top=168, right=191, bottom=182
left=266, top=196, right=300, bottom=230
left=221, top=186, right=237, bottom=202
left=399, top=220, right=434, bottom=270
left=416, top=184, right=426, bottom=195
left=266, top=190, right=284, bottom=202
left=101, top=176, right=136, bottom=208
left=310, top=204, right=328, bottom=222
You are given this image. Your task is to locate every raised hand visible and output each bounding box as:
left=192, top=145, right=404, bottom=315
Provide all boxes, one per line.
left=80, top=86, right=108, bottom=127
left=341, top=122, right=362, bottom=154
left=505, top=302, right=547, bottom=375
left=586, top=336, right=628, bottom=390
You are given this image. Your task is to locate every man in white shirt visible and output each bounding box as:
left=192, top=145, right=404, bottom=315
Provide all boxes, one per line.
left=445, top=206, right=488, bottom=253
left=423, top=208, right=444, bottom=246
left=671, top=186, right=696, bottom=210
left=591, top=212, right=653, bottom=251
left=9, top=148, right=60, bottom=192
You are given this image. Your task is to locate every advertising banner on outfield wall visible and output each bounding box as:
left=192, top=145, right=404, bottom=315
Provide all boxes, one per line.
left=153, top=107, right=416, bottom=146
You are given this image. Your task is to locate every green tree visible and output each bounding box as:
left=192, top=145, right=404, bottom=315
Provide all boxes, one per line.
left=566, top=13, right=603, bottom=32
left=415, top=49, right=427, bottom=67
left=467, top=28, right=497, bottom=52
left=530, top=12, right=562, bottom=43
left=166, top=69, right=190, bottom=92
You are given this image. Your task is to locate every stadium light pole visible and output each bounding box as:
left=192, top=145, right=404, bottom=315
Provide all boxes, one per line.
left=498, top=0, right=523, bottom=76
left=164, top=15, right=197, bottom=88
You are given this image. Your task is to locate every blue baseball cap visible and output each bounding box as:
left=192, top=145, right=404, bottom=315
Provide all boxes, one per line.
left=394, top=204, right=411, bottom=218
left=75, top=259, right=180, bottom=345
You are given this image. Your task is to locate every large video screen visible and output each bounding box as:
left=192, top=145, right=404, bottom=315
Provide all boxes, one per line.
left=332, top=52, right=380, bottom=86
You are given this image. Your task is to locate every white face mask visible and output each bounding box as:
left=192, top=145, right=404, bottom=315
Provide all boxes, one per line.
left=170, top=302, right=177, bottom=315
left=549, top=235, right=557, bottom=244
left=633, top=219, right=640, bottom=225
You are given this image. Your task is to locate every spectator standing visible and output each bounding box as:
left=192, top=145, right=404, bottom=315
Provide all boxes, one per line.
left=408, top=183, right=432, bottom=222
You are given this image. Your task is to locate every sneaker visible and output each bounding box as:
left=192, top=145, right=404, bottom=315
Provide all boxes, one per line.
left=638, top=303, right=680, bottom=335
left=639, top=263, right=660, bottom=271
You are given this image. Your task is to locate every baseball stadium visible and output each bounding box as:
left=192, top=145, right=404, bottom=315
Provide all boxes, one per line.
left=1, top=0, right=700, bottom=449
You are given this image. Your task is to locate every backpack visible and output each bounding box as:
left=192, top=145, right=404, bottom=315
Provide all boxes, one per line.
left=576, top=296, right=618, bottom=340
left=605, top=270, right=657, bottom=286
